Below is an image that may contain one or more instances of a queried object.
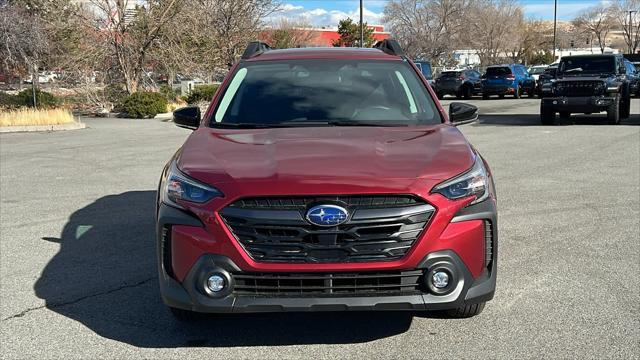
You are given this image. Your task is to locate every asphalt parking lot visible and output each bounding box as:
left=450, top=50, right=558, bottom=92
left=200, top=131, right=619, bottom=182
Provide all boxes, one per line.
left=1, top=98, right=639, bottom=358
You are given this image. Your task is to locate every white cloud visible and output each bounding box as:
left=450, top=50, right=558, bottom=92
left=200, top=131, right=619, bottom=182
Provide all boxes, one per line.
left=280, top=4, right=304, bottom=12
left=269, top=3, right=384, bottom=27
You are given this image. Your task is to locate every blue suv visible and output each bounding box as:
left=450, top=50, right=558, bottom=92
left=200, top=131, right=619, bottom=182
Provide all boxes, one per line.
left=482, top=64, right=535, bottom=99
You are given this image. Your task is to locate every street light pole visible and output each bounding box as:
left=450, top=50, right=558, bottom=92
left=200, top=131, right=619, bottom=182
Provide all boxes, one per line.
left=553, top=0, right=557, bottom=60
left=360, top=0, right=364, bottom=47
left=630, top=10, right=637, bottom=54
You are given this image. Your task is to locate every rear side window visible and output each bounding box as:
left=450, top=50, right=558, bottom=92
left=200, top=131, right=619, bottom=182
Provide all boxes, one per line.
left=486, top=67, right=512, bottom=76
left=212, top=60, right=441, bottom=125
left=440, top=71, right=461, bottom=78
left=625, top=62, right=635, bottom=74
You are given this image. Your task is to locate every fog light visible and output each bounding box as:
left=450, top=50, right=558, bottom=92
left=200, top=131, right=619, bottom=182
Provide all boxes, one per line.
left=206, top=274, right=225, bottom=292
left=432, top=271, right=450, bottom=289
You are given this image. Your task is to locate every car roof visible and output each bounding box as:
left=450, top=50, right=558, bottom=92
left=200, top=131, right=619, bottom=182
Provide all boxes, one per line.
left=243, top=47, right=402, bottom=62
left=486, top=64, right=519, bottom=68
left=561, top=54, right=618, bottom=59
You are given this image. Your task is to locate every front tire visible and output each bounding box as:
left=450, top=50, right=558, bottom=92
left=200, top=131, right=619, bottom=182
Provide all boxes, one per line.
left=541, top=103, right=557, bottom=125
left=463, top=85, right=473, bottom=99
left=482, top=93, right=489, bottom=100
left=620, top=94, right=630, bottom=119
left=607, top=98, right=620, bottom=125
left=446, top=302, right=486, bottom=318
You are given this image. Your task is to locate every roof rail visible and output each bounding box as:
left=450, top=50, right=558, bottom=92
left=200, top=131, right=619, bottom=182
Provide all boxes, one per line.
left=241, top=41, right=272, bottom=59
left=373, top=39, right=405, bottom=57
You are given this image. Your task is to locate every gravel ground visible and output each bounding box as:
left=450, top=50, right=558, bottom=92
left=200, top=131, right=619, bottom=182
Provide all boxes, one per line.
left=1, top=98, right=639, bottom=359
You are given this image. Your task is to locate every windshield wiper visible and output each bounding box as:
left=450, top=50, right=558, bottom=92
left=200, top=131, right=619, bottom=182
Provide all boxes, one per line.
left=211, top=123, right=291, bottom=129
left=212, top=120, right=411, bottom=128
left=326, top=120, right=410, bottom=127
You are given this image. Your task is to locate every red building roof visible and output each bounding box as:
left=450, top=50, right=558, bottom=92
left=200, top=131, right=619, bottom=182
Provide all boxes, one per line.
left=260, top=25, right=390, bottom=48
left=306, top=25, right=390, bottom=47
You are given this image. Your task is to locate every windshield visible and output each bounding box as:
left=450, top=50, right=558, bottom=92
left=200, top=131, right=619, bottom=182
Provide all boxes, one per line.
left=559, top=57, right=615, bottom=75
left=211, top=60, right=441, bottom=127
left=486, top=67, right=512, bottom=76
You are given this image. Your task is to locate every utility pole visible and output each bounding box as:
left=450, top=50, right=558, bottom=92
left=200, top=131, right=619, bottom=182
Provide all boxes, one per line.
left=630, top=11, right=637, bottom=54
left=553, top=0, right=558, bottom=60
left=359, top=0, right=364, bottom=47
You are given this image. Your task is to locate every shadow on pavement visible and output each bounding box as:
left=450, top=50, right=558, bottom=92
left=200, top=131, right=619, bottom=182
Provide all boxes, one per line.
left=34, top=191, right=413, bottom=348
left=478, top=112, right=640, bottom=126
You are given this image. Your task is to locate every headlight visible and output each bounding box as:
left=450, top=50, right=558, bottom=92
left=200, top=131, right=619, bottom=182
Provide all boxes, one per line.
left=432, top=156, right=488, bottom=205
left=160, top=160, right=222, bottom=209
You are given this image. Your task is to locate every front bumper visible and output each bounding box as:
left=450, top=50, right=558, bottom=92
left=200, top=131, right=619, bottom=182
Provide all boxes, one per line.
left=482, top=85, right=515, bottom=95
left=156, top=196, right=498, bottom=313
left=542, top=96, right=616, bottom=112
left=435, top=83, right=462, bottom=95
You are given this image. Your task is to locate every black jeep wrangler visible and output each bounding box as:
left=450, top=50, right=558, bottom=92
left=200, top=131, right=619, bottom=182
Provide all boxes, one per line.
left=540, top=54, right=632, bottom=125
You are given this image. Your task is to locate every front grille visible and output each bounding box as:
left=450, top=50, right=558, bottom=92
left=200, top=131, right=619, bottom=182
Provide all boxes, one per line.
left=556, top=81, right=605, bottom=96
left=233, top=270, right=424, bottom=296
left=227, top=195, right=422, bottom=210
left=221, top=195, right=434, bottom=263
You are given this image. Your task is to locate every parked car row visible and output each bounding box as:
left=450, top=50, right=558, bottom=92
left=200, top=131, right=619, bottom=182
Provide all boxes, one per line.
left=432, top=64, right=538, bottom=100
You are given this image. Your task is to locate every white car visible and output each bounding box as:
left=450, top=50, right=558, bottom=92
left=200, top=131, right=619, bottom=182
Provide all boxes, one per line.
left=528, top=65, right=547, bottom=82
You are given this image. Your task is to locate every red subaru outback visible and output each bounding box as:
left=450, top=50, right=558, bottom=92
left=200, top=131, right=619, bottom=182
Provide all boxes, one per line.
left=157, top=40, right=497, bottom=320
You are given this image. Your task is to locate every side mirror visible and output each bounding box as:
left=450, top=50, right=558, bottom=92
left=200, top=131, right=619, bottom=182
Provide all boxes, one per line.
left=449, top=102, right=478, bottom=126
left=173, top=106, right=201, bottom=130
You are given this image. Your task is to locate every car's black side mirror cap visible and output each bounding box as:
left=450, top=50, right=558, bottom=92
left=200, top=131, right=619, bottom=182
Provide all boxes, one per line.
left=449, top=102, right=478, bottom=126
left=173, top=106, right=201, bottom=130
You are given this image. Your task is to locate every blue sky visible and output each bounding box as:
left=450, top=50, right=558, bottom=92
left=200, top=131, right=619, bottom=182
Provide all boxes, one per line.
left=276, top=0, right=607, bottom=26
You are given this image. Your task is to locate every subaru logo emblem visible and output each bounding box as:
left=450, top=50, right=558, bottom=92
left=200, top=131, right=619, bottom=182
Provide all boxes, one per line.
left=306, top=205, right=349, bottom=227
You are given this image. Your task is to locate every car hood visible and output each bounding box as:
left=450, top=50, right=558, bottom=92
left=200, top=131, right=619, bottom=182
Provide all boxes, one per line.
left=177, top=125, right=475, bottom=190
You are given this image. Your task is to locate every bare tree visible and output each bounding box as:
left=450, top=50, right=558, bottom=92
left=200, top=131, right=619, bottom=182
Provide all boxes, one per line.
left=466, top=0, right=523, bottom=66
left=610, top=0, right=640, bottom=53
left=194, top=0, right=279, bottom=67
left=86, top=0, right=182, bottom=94
left=507, top=19, right=554, bottom=65
left=260, top=19, right=316, bottom=49
left=383, top=0, right=470, bottom=65
left=573, top=5, right=615, bottom=54
left=0, top=3, right=49, bottom=96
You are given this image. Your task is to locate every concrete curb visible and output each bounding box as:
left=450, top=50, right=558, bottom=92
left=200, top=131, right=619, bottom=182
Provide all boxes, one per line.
left=0, top=122, right=86, bottom=133
left=154, top=112, right=173, bottom=120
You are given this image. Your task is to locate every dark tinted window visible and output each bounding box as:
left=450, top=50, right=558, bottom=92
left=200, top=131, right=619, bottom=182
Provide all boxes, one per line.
left=559, top=57, right=615, bottom=75
left=440, top=71, right=461, bottom=78
left=212, top=60, right=441, bottom=126
left=486, top=67, right=512, bottom=76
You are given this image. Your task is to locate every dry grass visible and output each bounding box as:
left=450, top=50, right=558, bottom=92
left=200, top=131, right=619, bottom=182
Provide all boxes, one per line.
left=0, top=108, right=76, bottom=127
left=166, top=101, right=187, bottom=113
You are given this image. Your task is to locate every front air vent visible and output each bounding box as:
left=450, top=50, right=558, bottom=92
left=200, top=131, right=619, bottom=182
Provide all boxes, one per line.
left=161, top=225, right=174, bottom=278
left=484, top=220, right=493, bottom=269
